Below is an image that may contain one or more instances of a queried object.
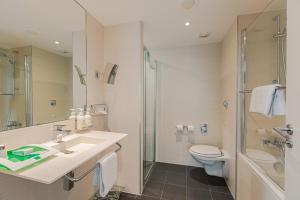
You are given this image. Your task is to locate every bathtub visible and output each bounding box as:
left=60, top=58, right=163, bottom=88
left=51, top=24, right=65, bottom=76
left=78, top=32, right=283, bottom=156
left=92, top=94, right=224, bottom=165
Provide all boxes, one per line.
left=237, top=153, right=284, bottom=200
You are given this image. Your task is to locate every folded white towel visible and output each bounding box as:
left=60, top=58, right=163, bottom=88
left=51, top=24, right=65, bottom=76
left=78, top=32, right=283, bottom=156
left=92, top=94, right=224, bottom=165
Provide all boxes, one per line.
left=249, top=84, right=286, bottom=118
left=93, top=152, right=118, bottom=197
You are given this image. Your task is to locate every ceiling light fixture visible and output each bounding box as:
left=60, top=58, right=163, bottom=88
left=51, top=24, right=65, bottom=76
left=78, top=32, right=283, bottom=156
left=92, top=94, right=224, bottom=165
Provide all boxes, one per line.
left=185, top=22, right=191, bottom=27
left=199, top=32, right=211, bottom=38
left=54, top=41, right=60, bottom=45
left=180, top=0, right=197, bottom=10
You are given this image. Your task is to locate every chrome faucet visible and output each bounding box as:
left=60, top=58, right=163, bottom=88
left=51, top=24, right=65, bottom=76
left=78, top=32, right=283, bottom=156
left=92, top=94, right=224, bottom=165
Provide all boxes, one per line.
left=53, top=125, right=71, bottom=143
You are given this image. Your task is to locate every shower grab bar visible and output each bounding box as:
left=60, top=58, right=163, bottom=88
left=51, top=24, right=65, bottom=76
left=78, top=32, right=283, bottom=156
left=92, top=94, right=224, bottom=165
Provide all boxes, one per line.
left=239, top=86, right=286, bottom=94
left=63, top=142, right=122, bottom=191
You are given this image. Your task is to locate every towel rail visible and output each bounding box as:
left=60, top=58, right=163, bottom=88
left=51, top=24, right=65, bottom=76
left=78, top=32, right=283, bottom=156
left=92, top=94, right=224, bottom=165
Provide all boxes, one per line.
left=239, top=86, right=286, bottom=94
left=63, top=142, right=122, bottom=191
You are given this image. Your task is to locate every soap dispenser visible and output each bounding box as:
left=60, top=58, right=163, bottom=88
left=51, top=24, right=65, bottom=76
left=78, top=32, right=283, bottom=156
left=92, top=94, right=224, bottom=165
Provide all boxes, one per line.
left=77, top=108, right=85, bottom=130
left=84, top=107, right=92, bottom=128
left=69, top=109, right=77, bottom=120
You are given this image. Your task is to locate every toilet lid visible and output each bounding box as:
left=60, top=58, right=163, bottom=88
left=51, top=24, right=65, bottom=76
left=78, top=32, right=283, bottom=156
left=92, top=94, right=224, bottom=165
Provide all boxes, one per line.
left=246, top=149, right=277, bottom=163
left=190, top=145, right=222, bottom=157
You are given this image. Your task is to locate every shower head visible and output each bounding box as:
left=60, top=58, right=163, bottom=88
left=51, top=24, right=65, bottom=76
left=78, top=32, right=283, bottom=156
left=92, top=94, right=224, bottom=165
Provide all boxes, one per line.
left=0, top=51, right=15, bottom=65
left=0, top=52, right=8, bottom=58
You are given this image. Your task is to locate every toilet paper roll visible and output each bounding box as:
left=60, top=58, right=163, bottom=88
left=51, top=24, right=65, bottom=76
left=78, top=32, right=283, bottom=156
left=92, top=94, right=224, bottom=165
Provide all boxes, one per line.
left=176, top=125, right=184, bottom=132
left=187, top=125, right=194, bottom=133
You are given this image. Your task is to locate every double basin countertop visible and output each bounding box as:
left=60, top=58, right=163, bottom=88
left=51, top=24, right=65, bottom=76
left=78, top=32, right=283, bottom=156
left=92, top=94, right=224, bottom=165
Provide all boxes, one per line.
left=0, top=130, right=127, bottom=184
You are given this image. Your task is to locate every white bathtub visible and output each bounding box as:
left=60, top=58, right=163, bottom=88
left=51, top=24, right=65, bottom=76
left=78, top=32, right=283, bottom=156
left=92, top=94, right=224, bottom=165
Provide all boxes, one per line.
left=237, top=153, right=284, bottom=200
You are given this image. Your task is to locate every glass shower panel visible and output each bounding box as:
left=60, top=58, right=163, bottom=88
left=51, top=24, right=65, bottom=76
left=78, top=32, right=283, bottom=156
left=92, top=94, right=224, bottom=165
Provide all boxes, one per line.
left=0, top=47, right=32, bottom=131
left=143, top=49, right=157, bottom=182
left=242, top=0, right=286, bottom=189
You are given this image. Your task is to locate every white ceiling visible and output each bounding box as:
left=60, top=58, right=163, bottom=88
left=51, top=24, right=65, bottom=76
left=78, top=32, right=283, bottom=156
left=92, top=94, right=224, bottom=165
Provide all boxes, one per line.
left=0, top=0, right=85, bottom=57
left=77, top=0, right=272, bottom=49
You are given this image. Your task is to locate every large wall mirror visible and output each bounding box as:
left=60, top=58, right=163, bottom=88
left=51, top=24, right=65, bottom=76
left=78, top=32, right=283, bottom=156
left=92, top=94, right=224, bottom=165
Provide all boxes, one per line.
left=0, top=0, right=87, bottom=132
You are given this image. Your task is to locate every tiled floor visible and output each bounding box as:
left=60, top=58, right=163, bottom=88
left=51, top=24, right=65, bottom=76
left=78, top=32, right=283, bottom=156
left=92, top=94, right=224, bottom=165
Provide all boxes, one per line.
left=120, top=162, right=234, bottom=200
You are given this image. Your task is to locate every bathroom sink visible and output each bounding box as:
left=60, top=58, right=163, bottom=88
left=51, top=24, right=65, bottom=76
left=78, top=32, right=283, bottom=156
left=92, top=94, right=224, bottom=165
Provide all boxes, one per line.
left=0, top=131, right=127, bottom=184
left=52, top=136, right=105, bottom=156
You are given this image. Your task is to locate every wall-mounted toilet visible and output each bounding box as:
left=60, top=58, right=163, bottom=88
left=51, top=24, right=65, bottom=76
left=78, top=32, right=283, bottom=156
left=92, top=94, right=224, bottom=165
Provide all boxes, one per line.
left=189, top=145, right=229, bottom=177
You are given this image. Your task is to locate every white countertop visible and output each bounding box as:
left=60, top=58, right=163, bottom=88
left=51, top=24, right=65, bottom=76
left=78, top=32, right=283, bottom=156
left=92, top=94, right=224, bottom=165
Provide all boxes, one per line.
left=0, top=130, right=127, bottom=184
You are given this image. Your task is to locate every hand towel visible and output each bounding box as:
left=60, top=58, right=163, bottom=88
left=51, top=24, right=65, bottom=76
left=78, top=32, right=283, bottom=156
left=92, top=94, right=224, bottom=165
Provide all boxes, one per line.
left=249, top=84, right=285, bottom=117
left=93, top=152, right=118, bottom=197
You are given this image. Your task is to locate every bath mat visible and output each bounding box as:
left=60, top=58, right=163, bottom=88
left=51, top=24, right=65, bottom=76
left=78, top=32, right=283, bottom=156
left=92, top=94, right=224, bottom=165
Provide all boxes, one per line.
left=91, top=191, right=121, bottom=200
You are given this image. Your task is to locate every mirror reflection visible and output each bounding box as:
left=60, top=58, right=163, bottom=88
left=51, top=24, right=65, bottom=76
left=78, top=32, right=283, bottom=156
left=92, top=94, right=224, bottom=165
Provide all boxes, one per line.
left=0, top=0, right=86, bottom=131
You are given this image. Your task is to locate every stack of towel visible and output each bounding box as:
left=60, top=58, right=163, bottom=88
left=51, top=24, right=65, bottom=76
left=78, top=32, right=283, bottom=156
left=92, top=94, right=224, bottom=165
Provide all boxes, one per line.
left=249, top=84, right=286, bottom=118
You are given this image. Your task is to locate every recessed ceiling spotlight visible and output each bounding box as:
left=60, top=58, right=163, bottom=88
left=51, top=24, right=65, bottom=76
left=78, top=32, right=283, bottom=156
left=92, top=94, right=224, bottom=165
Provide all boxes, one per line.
left=179, top=0, right=198, bottom=10
left=199, top=32, right=211, bottom=38
left=185, top=22, right=191, bottom=27
left=54, top=41, right=60, bottom=45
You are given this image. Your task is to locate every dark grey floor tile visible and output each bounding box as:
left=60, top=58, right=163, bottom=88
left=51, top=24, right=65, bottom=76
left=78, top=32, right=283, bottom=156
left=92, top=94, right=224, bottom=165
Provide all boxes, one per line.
left=137, top=195, right=160, bottom=200
left=149, top=169, right=167, bottom=183
left=207, top=177, right=230, bottom=194
left=187, top=176, right=210, bottom=190
left=120, top=193, right=137, bottom=200
left=211, top=192, right=234, bottom=200
left=162, top=184, right=187, bottom=200
left=153, top=162, right=172, bottom=171
left=167, top=164, right=187, bottom=174
left=143, top=181, right=164, bottom=197
left=166, top=172, right=187, bottom=186
left=188, top=167, right=209, bottom=178
left=187, top=188, right=212, bottom=200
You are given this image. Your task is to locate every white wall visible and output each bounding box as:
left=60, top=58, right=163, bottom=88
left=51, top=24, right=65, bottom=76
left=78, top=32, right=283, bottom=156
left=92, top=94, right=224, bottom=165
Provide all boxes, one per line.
left=86, top=13, right=105, bottom=106
left=220, top=20, right=238, bottom=196
left=104, top=22, right=143, bottom=195
left=152, top=44, right=222, bottom=166
left=32, top=47, right=72, bottom=125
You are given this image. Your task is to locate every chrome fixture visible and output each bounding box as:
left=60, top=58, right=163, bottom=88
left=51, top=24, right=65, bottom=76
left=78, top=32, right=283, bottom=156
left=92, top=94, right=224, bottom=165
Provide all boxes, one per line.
left=53, top=125, right=71, bottom=143
left=63, top=143, right=122, bottom=191
left=223, top=100, right=229, bottom=109
left=74, top=65, right=86, bottom=86
left=272, top=15, right=287, bottom=84
left=200, top=123, right=208, bottom=134
left=263, top=138, right=285, bottom=149
left=272, top=124, right=294, bottom=148
left=239, top=86, right=286, bottom=94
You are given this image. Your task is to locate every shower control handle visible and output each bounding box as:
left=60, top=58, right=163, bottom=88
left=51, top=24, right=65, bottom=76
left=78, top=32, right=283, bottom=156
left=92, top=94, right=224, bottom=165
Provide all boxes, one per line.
left=285, top=140, right=293, bottom=149
left=273, top=124, right=294, bottom=149
left=274, top=124, right=294, bottom=136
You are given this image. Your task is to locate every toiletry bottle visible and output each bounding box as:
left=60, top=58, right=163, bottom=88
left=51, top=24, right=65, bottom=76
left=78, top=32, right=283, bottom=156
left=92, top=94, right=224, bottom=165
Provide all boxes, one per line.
left=69, top=109, right=76, bottom=120
left=84, top=107, right=92, bottom=128
left=69, top=109, right=77, bottom=130
left=77, top=108, right=85, bottom=130
left=0, top=144, right=6, bottom=159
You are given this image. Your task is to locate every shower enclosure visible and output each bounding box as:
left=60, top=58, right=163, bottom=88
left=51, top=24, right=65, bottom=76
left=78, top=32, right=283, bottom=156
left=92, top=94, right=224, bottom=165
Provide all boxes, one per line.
left=143, top=48, right=157, bottom=183
left=240, top=0, right=286, bottom=190
left=0, top=47, right=32, bottom=131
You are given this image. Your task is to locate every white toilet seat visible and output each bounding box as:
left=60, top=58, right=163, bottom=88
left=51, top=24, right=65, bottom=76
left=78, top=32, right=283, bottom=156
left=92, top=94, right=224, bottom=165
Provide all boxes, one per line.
left=190, top=145, right=223, bottom=158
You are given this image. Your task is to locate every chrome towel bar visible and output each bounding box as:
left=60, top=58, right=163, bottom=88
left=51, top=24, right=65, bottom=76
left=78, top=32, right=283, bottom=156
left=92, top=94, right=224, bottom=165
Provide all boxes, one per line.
left=63, top=142, right=122, bottom=191
left=239, top=86, right=286, bottom=94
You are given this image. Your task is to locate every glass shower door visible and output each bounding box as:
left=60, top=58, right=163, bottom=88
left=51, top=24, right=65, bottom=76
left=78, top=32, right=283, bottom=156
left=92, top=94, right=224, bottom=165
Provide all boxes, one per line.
left=143, top=49, right=157, bottom=183
left=241, top=1, right=287, bottom=189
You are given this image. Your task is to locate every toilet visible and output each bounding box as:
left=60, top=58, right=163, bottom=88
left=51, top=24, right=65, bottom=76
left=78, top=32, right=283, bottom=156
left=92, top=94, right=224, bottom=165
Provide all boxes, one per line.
left=189, top=145, right=229, bottom=177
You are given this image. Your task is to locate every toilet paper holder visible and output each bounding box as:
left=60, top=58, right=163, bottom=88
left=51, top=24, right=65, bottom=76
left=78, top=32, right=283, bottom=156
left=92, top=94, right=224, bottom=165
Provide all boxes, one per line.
left=176, top=125, right=194, bottom=133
